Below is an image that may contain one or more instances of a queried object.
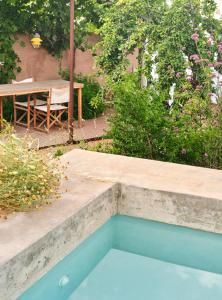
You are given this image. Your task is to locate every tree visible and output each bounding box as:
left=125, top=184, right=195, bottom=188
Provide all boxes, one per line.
left=146, top=0, right=221, bottom=91
left=96, top=0, right=167, bottom=80
left=0, top=0, right=109, bottom=83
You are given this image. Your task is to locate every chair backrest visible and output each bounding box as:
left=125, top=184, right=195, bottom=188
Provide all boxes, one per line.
left=50, top=88, right=70, bottom=104
left=12, top=78, right=34, bottom=84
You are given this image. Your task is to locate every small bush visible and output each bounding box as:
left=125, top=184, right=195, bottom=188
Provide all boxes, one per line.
left=3, top=98, right=13, bottom=122
left=53, top=147, right=65, bottom=158
left=60, top=71, right=105, bottom=119
left=109, top=74, right=222, bottom=169
left=0, top=123, right=61, bottom=214
left=79, top=139, right=113, bottom=154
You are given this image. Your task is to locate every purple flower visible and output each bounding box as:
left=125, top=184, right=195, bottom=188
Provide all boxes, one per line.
left=214, top=62, right=222, bottom=67
left=208, top=63, right=214, bottom=67
left=187, top=75, right=193, bottom=82
left=194, top=58, right=209, bottom=64
left=190, top=54, right=200, bottom=61
left=207, top=37, right=214, bottom=45
left=195, top=85, right=202, bottom=91
left=181, top=149, right=187, bottom=156
left=173, top=127, right=179, bottom=134
left=208, top=92, right=215, bottom=97
left=176, top=72, right=182, bottom=78
left=210, top=73, right=217, bottom=78
left=218, top=44, right=222, bottom=53
left=194, top=59, right=202, bottom=64
left=191, top=33, right=199, bottom=42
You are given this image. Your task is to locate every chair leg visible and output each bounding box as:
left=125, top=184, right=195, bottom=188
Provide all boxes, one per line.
left=27, top=95, right=31, bottom=129
left=14, top=95, right=31, bottom=129
left=78, top=88, right=82, bottom=128
left=34, top=109, right=68, bottom=133
left=34, top=108, right=37, bottom=129
left=46, top=109, right=50, bottom=133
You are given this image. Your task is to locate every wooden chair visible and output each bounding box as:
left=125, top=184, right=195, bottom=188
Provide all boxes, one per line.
left=13, top=78, right=46, bottom=129
left=34, top=87, right=69, bottom=133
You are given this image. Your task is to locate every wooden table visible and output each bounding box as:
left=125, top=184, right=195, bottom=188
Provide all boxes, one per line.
left=0, top=79, right=84, bottom=128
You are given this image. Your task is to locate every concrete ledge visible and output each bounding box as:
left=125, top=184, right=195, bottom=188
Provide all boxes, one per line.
left=62, top=150, right=222, bottom=233
left=0, top=176, right=118, bottom=300
left=1, top=149, right=222, bottom=299
left=62, top=150, right=222, bottom=201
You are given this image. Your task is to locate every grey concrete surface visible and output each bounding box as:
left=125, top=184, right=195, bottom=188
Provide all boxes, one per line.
left=0, top=176, right=118, bottom=300
left=62, top=150, right=222, bottom=201
left=1, top=149, right=222, bottom=299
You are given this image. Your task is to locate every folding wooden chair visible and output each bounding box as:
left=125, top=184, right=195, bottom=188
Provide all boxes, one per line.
left=12, top=78, right=46, bottom=129
left=34, top=87, right=69, bottom=133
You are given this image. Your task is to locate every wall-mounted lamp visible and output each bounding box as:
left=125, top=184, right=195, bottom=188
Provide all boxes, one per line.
left=31, top=33, right=42, bottom=49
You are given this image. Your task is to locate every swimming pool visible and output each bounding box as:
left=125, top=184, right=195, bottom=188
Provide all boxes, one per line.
left=18, top=215, right=222, bottom=300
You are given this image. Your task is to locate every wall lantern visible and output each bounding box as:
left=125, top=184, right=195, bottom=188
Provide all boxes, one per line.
left=31, top=33, right=42, bottom=49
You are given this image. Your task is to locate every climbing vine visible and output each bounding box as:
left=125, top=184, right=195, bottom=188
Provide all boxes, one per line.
left=99, top=0, right=222, bottom=169
left=97, top=0, right=167, bottom=80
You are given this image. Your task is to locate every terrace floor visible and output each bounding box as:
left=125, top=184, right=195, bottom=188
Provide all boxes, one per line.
left=15, top=114, right=108, bottom=148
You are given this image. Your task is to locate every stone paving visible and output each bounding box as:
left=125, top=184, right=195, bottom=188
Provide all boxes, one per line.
left=15, top=114, right=108, bottom=148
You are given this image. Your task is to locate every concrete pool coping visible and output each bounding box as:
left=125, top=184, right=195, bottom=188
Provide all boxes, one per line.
left=1, top=149, right=222, bottom=299
left=63, top=149, right=222, bottom=201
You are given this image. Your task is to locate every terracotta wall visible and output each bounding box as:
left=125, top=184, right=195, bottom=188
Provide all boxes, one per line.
left=13, top=35, right=138, bottom=82
left=11, top=0, right=222, bottom=81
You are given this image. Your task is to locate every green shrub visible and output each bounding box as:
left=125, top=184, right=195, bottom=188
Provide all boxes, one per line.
left=53, top=147, right=65, bottom=158
left=0, top=123, right=61, bottom=214
left=3, top=98, right=14, bottom=122
left=79, top=139, right=113, bottom=154
left=60, top=71, right=105, bottom=119
left=109, top=74, right=167, bottom=158
left=109, top=74, right=222, bottom=169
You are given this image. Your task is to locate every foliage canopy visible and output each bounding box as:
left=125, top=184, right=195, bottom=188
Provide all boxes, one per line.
left=0, top=0, right=109, bottom=83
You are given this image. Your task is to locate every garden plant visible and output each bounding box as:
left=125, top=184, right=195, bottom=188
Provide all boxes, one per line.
left=0, top=123, right=61, bottom=215
left=97, top=0, right=222, bottom=169
left=60, top=71, right=105, bottom=120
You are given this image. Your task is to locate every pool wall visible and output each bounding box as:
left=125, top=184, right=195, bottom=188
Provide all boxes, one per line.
left=1, top=150, right=222, bottom=299
left=119, top=185, right=222, bottom=232
left=0, top=178, right=118, bottom=300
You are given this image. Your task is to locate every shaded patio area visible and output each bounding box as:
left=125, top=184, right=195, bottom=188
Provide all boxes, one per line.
left=15, top=114, right=108, bottom=148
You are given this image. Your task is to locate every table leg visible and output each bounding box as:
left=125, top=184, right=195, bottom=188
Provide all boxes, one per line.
left=0, top=96, right=3, bottom=129
left=27, top=94, right=31, bottom=129
left=78, top=88, right=82, bottom=128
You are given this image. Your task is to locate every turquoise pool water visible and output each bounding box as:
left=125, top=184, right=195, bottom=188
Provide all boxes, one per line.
left=19, top=216, right=222, bottom=300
